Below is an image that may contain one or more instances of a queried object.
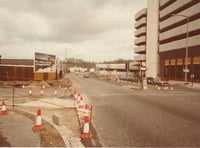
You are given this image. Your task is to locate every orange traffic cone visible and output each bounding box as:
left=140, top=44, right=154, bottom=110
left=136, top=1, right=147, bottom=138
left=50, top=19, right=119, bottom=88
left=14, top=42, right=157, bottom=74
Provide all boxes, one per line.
left=74, top=90, right=78, bottom=99
left=40, top=87, right=44, bottom=96
left=29, top=87, right=32, bottom=96
left=54, top=88, right=58, bottom=96
left=32, top=109, right=44, bottom=131
left=81, top=116, right=93, bottom=139
left=78, top=96, right=84, bottom=108
left=170, top=86, right=174, bottom=90
left=0, top=101, right=9, bottom=115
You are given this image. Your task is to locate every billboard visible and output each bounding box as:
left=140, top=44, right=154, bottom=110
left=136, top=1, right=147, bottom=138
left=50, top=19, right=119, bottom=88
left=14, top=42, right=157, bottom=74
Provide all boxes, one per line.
left=34, top=52, right=56, bottom=73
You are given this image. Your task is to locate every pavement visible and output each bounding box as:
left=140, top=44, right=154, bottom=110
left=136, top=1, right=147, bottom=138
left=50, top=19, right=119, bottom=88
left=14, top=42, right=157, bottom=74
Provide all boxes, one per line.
left=117, top=79, right=200, bottom=90
left=0, top=92, right=85, bottom=147
left=0, top=112, right=40, bottom=147
left=169, top=80, right=200, bottom=90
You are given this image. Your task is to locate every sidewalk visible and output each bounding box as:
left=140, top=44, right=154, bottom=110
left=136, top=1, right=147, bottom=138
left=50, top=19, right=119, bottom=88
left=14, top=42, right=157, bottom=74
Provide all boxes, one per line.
left=169, top=80, right=200, bottom=90
left=0, top=96, right=84, bottom=147
left=0, top=112, right=40, bottom=147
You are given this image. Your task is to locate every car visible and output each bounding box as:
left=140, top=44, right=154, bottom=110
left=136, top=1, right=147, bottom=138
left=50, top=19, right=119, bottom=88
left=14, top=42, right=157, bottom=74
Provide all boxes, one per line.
left=75, top=72, right=79, bottom=75
left=154, top=79, right=169, bottom=86
left=147, top=77, right=155, bottom=84
left=83, top=72, right=89, bottom=78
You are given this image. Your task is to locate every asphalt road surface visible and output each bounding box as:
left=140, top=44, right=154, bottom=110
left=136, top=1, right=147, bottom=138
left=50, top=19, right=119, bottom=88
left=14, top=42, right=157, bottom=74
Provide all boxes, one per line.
left=68, top=73, right=200, bottom=147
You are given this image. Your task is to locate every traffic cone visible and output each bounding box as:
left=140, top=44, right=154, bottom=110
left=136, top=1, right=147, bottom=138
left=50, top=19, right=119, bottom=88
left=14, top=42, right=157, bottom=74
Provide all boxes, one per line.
left=54, top=88, right=58, bottom=96
left=0, top=101, right=9, bottom=115
left=170, top=86, right=174, bottom=91
left=40, top=87, right=44, bottom=96
left=78, top=96, right=84, bottom=108
left=74, top=90, right=78, bottom=100
left=32, top=109, right=44, bottom=131
left=29, top=87, right=32, bottom=96
left=81, top=116, right=93, bottom=139
left=77, top=93, right=81, bottom=102
left=81, top=104, right=92, bottom=119
left=69, top=88, right=73, bottom=97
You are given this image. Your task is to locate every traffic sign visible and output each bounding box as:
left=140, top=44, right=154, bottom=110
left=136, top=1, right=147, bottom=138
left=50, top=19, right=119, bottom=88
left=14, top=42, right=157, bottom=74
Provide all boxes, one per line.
left=140, top=67, right=146, bottom=71
left=141, top=62, right=146, bottom=67
left=183, top=68, right=189, bottom=72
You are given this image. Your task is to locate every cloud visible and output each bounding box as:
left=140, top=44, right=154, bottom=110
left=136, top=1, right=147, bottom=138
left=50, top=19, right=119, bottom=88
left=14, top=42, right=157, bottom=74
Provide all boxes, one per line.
left=0, top=0, right=147, bottom=61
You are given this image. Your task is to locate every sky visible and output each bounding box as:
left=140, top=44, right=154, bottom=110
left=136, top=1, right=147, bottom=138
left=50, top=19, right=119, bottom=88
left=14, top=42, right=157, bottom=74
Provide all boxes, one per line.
left=0, top=0, right=147, bottom=62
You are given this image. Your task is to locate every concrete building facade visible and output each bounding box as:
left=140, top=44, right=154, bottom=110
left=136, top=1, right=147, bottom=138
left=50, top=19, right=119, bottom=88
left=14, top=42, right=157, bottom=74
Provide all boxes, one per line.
left=134, top=8, right=147, bottom=78
left=146, top=0, right=159, bottom=78
left=134, top=0, right=200, bottom=82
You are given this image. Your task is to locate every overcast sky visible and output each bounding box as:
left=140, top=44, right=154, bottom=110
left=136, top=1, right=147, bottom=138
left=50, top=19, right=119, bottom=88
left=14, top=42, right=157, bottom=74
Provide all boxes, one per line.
left=0, top=0, right=146, bottom=62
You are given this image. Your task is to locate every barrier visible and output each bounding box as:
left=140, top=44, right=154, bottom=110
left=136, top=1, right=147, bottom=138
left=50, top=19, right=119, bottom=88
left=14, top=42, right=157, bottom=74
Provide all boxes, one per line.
left=0, top=100, right=9, bottom=115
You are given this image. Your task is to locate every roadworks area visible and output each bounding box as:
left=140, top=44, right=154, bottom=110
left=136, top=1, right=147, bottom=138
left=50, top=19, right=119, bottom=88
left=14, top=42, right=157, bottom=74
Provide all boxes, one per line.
left=0, top=78, right=85, bottom=147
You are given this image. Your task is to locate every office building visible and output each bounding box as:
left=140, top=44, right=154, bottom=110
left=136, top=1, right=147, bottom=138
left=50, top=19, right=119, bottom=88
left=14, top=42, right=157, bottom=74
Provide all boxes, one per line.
left=134, top=0, right=200, bottom=82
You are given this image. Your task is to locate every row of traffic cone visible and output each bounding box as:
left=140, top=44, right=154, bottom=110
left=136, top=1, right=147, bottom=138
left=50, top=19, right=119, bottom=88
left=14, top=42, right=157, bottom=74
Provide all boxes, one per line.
left=155, top=85, right=174, bottom=91
left=69, top=87, right=93, bottom=139
left=28, top=87, right=59, bottom=97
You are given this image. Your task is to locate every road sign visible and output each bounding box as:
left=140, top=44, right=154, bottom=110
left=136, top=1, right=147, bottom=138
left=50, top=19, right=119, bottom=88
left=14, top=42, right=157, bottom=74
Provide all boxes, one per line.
left=140, top=67, right=146, bottom=71
left=141, top=62, right=146, bottom=67
left=183, top=68, right=189, bottom=72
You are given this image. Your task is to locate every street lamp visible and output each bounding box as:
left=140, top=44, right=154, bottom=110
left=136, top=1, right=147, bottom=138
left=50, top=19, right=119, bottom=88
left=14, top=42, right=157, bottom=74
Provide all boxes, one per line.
left=172, top=14, right=189, bottom=83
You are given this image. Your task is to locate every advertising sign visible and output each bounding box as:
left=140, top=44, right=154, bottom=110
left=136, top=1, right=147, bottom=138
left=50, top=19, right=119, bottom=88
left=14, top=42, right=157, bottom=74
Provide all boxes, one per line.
left=34, top=52, right=56, bottom=73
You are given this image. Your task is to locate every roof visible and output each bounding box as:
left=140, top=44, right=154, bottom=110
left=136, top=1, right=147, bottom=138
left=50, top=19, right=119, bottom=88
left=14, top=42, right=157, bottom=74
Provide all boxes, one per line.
left=0, top=59, right=33, bottom=65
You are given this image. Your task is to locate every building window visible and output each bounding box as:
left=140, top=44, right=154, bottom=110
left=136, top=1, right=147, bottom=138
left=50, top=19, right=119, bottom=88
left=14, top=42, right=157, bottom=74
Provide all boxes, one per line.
left=193, top=56, right=200, bottom=64
left=177, top=58, right=183, bottom=65
left=164, top=59, right=169, bottom=66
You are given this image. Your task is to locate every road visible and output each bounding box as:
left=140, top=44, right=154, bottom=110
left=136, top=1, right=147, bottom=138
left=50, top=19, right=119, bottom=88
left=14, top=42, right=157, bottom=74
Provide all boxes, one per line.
left=68, top=73, right=200, bottom=147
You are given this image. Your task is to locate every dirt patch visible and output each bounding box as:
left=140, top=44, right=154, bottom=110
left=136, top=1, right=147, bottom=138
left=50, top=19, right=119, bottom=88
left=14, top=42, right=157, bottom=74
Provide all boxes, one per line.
left=14, top=109, right=65, bottom=147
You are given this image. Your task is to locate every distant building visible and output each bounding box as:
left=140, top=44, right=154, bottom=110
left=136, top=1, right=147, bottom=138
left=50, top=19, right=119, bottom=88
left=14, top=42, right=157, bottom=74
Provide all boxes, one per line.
left=0, top=59, right=58, bottom=81
left=134, top=0, right=200, bottom=82
left=0, top=59, right=34, bottom=81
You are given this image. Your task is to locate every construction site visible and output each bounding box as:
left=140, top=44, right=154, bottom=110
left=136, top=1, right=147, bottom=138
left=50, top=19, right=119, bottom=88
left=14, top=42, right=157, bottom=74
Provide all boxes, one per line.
left=0, top=76, right=95, bottom=147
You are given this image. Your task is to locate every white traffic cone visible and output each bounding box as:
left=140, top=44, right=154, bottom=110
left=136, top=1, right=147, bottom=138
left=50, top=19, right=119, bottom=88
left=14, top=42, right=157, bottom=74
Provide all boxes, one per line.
left=0, top=101, right=9, bottom=115
left=81, top=116, right=92, bottom=139
left=32, top=109, right=44, bottom=131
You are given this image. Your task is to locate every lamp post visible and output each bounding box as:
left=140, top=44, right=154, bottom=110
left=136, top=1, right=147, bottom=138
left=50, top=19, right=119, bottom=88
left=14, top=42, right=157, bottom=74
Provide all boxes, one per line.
left=172, top=14, right=189, bottom=83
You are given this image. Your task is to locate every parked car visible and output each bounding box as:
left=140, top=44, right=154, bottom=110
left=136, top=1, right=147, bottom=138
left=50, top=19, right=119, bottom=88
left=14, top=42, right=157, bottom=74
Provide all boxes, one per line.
left=75, top=72, right=79, bottom=75
left=83, top=72, right=89, bottom=78
left=154, top=79, right=169, bottom=86
left=147, top=77, right=156, bottom=84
